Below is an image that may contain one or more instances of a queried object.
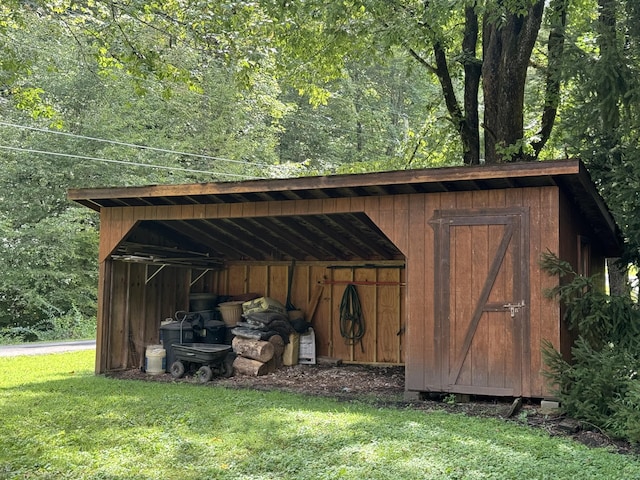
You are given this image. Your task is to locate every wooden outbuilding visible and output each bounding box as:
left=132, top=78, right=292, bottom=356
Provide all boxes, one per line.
left=69, top=159, right=622, bottom=398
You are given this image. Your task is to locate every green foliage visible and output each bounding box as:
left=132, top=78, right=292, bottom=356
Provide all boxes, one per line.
left=540, top=253, right=640, bottom=349
left=1, top=350, right=639, bottom=479
left=548, top=0, right=640, bottom=262
left=277, top=51, right=462, bottom=171
left=541, top=252, right=640, bottom=442
left=542, top=339, right=638, bottom=433
left=0, top=208, right=99, bottom=334
left=611, top=381, right=640, bottom=444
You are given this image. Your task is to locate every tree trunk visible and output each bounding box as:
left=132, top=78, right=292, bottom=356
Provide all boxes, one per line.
left=597, top=0, right=621, bottom=132
left=482, top=1, right=545, bottom=163
left=461, top=4, right=481, bottom=165
left=408, top=4, right=481, bottom=165
left=607, top=258, right=628, bottom=297
left=531, top=0, right=568, bottom=159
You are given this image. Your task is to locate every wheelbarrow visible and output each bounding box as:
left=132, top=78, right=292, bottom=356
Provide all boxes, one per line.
left=169, top=343, right=234, bottom=383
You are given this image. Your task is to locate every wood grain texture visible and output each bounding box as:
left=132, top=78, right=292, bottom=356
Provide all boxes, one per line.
left=90, top=180, right=604, bottom=398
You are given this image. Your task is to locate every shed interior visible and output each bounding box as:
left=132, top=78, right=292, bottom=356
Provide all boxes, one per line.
left=107, top=211, right=408, bottom=369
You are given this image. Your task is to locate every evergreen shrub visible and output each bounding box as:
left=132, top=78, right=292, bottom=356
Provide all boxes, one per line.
left=541, top=252, right=640, bottom=443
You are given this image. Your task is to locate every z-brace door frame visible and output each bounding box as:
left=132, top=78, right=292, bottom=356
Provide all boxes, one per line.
left=430, top=207, right=530, bottom=396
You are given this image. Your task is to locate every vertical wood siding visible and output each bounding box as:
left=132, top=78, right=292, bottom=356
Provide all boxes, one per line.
left=215, top=262, right=405, bottom=365
left=96, top=187, right=572, bottom=397
left=103, top=261, right=190, bottom=371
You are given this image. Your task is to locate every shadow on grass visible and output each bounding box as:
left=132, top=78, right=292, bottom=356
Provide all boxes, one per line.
left=1, top=374, right=638, bottom=479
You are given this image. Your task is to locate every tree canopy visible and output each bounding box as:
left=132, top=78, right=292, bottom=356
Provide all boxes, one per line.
left=1, top=0, right=640, bottom=339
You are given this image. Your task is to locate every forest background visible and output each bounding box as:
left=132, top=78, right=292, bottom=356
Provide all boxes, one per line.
left=0, top=0, right=639, bottom=342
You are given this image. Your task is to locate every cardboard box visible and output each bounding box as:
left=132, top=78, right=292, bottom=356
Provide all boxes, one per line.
left=299, top=328, right=316, bottom=365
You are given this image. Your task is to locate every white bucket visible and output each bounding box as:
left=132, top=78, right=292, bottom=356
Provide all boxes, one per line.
left=145, top=345, right=166, bottom=374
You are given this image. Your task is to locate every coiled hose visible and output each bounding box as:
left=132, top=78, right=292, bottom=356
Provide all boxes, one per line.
left=339, top=284, right=365, bottom=352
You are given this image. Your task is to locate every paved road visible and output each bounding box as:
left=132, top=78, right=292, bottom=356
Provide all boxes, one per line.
left=0, top=340, right=96, bottom=357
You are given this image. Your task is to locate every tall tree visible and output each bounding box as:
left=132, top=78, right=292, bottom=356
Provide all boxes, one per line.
left=481, top=1, right=548, bottom=162
left=257, top=0, right=567, bottom=163
left=0, top=6, right=288, bottom=335
left=6, top=1, right=572, bottom=165
left=554, top=0, right=640, bottom=264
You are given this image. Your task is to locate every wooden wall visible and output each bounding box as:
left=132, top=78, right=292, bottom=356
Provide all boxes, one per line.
left=210, top=262, right=406, bottom=364
left=98, top=260, right=190, bottom=372
left=96, top=186, right=576, bottom=398
left=99, top=259, right=405, bottom=372
left=370, top=187, right=561, bottom=398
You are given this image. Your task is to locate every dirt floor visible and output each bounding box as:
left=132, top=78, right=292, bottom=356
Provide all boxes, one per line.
left=110, top=362, right=639, bottom=456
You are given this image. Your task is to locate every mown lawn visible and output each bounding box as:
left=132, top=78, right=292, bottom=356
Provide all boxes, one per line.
left=0, top=351, right=638, bottom=479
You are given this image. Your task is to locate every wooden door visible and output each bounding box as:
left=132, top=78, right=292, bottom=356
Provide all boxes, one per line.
left=430, top=207, right=529, bottom=396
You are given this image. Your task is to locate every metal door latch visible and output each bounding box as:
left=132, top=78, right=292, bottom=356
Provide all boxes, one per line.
left=503, top=301, right=525, bottom=317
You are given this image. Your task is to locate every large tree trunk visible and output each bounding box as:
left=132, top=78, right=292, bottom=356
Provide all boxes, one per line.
left=409, top=3, right=481, bottom=165
left=461, top=4, right=482, bottom=165
left=531, top=0, right=568, bottom=159
left=482, top=1, right=545, bottom=163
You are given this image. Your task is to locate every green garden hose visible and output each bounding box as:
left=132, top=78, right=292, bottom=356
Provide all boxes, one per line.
left=339, top=284, right=365, bottom=352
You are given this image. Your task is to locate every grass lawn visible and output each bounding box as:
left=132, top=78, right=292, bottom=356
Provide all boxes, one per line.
left=1, top=351, right=638, bottom=479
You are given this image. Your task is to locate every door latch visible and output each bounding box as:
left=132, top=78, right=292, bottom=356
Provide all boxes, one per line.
left=502, top=301, right=525, bottom=318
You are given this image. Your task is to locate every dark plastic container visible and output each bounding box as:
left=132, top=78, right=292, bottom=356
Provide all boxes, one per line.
left=203, top=320, right=227, bottom=344
left=189, top=293, right=218, bottom=312
left=160, top=321, right=195, bottom=368
left=193, top=310, right=220, bottom=322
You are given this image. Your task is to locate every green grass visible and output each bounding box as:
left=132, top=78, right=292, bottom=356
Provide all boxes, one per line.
left=1, top=352, right=638, bottom=479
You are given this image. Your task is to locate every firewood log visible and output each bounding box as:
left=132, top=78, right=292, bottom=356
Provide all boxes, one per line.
left=232, top=337, right=275, bottom=362
left=233, top=356, right=270, bottom=376
left=268, top=335, right=285, bottom=368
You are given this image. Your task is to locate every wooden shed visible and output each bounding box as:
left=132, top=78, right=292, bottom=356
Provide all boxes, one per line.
left=69, top=159, right=621, bottom=399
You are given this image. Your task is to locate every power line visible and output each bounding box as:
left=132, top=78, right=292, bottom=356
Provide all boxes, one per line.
left=7, top=38, right=436, bottom=147
left=0, top=144, right=265, bottom=179
left=10, top=39, right=432, bottom=140
left=0, top=121, right=272, bottom=168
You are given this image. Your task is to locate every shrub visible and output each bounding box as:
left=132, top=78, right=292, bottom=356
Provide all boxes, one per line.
left=541, top=252, right=640, bottom=442
left=0, top=208, right=98, bottom=333
left=611, top=380, right=640, bottom=443
left=34, top=307, right=97, bottom=341
left=0, top=326, right=40, bottom=343
left=0, top=308, right=96, bottom=344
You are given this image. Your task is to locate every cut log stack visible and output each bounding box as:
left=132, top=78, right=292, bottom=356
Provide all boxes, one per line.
left=230, top=317, right=291, bottom=375
left=232, top=336, right=284, bottom=376
left=269, top=335, right=285, bottom=368
left=230, top=296, right=301, bottom=376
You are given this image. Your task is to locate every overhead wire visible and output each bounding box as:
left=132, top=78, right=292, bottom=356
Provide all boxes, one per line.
left=11, top=37, right=428, bottom=143
left=0, top=144, right=264, bottom=179
left=4, top=15, right=444, bottom=174
left=0, top=121, right=272, bottom=168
